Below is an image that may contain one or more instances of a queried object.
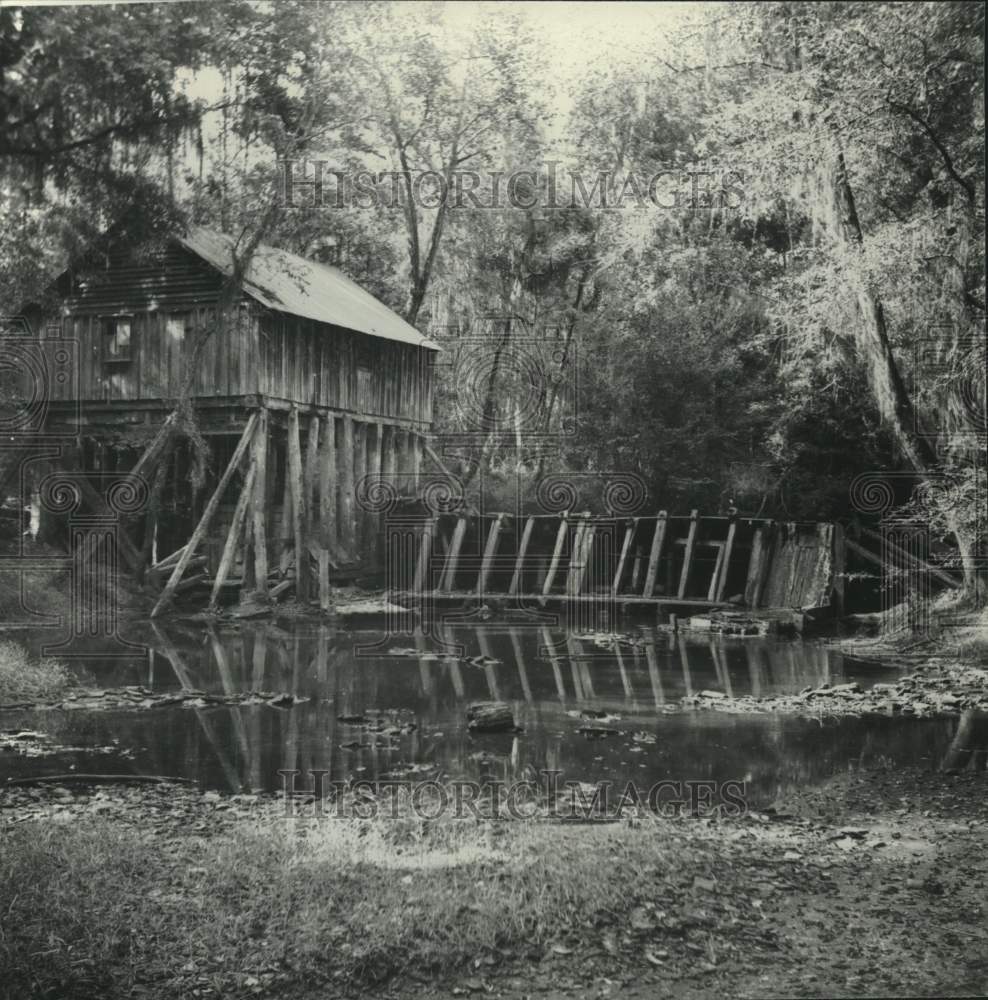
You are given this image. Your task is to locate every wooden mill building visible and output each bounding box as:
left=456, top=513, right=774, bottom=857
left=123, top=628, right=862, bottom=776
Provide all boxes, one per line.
left=18, top=225, right=439, bottom=612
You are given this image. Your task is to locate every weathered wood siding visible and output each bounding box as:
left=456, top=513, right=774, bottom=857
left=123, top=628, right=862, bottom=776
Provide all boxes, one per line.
left=39, top=241, right=434, bottom=423
left=256, top=314, right=432, bottom=422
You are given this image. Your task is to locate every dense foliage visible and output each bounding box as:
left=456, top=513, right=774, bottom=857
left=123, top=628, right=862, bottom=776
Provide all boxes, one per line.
left=1, top=1, right=983, bottom=592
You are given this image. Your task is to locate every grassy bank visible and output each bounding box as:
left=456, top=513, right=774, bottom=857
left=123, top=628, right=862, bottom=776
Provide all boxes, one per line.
left=2, top=772, right=988, bottom=1000
left=0, top=792, right=666, bottom=998
left=0, top=640, right=74, bottom=703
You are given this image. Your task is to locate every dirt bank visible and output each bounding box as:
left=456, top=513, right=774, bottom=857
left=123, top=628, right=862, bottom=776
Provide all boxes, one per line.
left=1, top=765, right=986, bottom=1000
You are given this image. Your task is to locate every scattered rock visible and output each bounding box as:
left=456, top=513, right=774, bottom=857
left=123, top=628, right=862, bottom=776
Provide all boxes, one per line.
left=467, top=702, right=517, bottom=733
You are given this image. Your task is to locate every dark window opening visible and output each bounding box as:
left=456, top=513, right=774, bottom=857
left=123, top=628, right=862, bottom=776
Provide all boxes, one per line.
left=101, top=316, right=132, bottom=363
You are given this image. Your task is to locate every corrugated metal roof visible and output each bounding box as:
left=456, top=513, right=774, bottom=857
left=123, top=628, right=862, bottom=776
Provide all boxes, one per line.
left=177, top=227, right=440, bottom=351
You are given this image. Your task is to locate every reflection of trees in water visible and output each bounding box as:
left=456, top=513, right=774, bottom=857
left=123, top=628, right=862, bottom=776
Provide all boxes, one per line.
left=21, top=624, right=955, bottom=796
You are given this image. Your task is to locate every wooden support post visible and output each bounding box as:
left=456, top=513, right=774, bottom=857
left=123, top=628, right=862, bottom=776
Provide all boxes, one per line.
left=317, top=548, right=331, bottom=611
left=423, top=441, right=455, bottom=482
left=151, top=544, right=186, bottom=572
left=137, top=436, right=174, bottom=582
left=129, top=412, right=176, bottom=484
left=630, top=545, right=643, bottom=592
left=715, top=519, right=737, bottom=602
left=744, top=521, right=773, bottom=609
left=209, top=463, right=255, bottom=607
left=509, top=516, right=536, bottom=596
left=643, top=512, right=668, bottom=598
left=706, top=542, right=725, bottom=601
left=279, top=428, right=294, bottom=574
left=612, top=518, right=638, bottom=597
left=288, top=407, right=309, bottom=602
left=566, top=518, right=586, bottom=597
left=440, top=516, right=468, bottom=592
left=477, top=513, right=505, bottom=596
left=151, top=413, right=257, bottom=617
left=413, top=516, right=437, bottom=593
left=677, top=509, right=699, bottom=599
left=569, top=514, right=594, bottom=596
left=319, top=415, right=337, bottom=550
left=251, top=408, right=269, bottom=596
left=339, top=415, right=355, bottom=553
left=542, top=514, right=568, bottom=596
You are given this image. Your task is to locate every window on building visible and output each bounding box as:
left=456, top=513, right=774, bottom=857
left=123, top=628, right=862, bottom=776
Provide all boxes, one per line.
left=165, top=314, right=188, bottom=344
left=101, top=316, right=132, bottom=363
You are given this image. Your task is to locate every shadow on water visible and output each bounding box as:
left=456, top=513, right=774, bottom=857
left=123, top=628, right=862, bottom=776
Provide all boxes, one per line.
left=0, top=621, right=969, bottom=807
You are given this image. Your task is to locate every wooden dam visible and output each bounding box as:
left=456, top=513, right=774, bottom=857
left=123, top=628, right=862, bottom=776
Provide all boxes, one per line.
left=386, top=509, right=843, bottom=619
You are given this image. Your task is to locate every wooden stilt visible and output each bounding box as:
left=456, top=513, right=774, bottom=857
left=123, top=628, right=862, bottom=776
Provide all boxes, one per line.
left=129, top=412, right=177, bottom=485
left=288, top=407, right=309, bottom=602
left=138, top=436, right=174, bottom=582
left=151, top=544, right=186, bottom=572
left=209, top=463, right=255, bottom=607
left=706, top=542, right=725, bottom=602
left=477, top=513, right=505, bottom=595
left=279, top=428, right=294, bottom=574
left=630, top=544, right=643, bottom=592
left=413, top=516, right=437, bottom=593
left=251, top=408, right=269, bottom=596
left=241, top=503, right=256, bottom=594
left=440, top=516, right=468, bottom=592
left=643, top=512, right=668, bottom=598
left=317, top=548, right=331, bottom=611
left=151, top=413, right=258, bottom=617
left=509, top=516, right=536, bottom=596
left=677, top=509, right=699, bottom=599
left=569, top=515, right=594, bottom=596
left=714, top=519, right=737, bottom=601
left=611, top=517, right=638, bottom=597
left=542, top=514, right=568, bottom=596
left=565, top=518, right=586, bottom=597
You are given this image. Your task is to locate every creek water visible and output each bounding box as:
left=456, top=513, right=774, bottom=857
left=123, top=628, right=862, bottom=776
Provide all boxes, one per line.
left=0, top=619, right=958, bottom=808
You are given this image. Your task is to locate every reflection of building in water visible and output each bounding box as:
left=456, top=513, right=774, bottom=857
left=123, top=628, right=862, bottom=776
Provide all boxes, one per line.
left=9, top=623, right=951, bottom=804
